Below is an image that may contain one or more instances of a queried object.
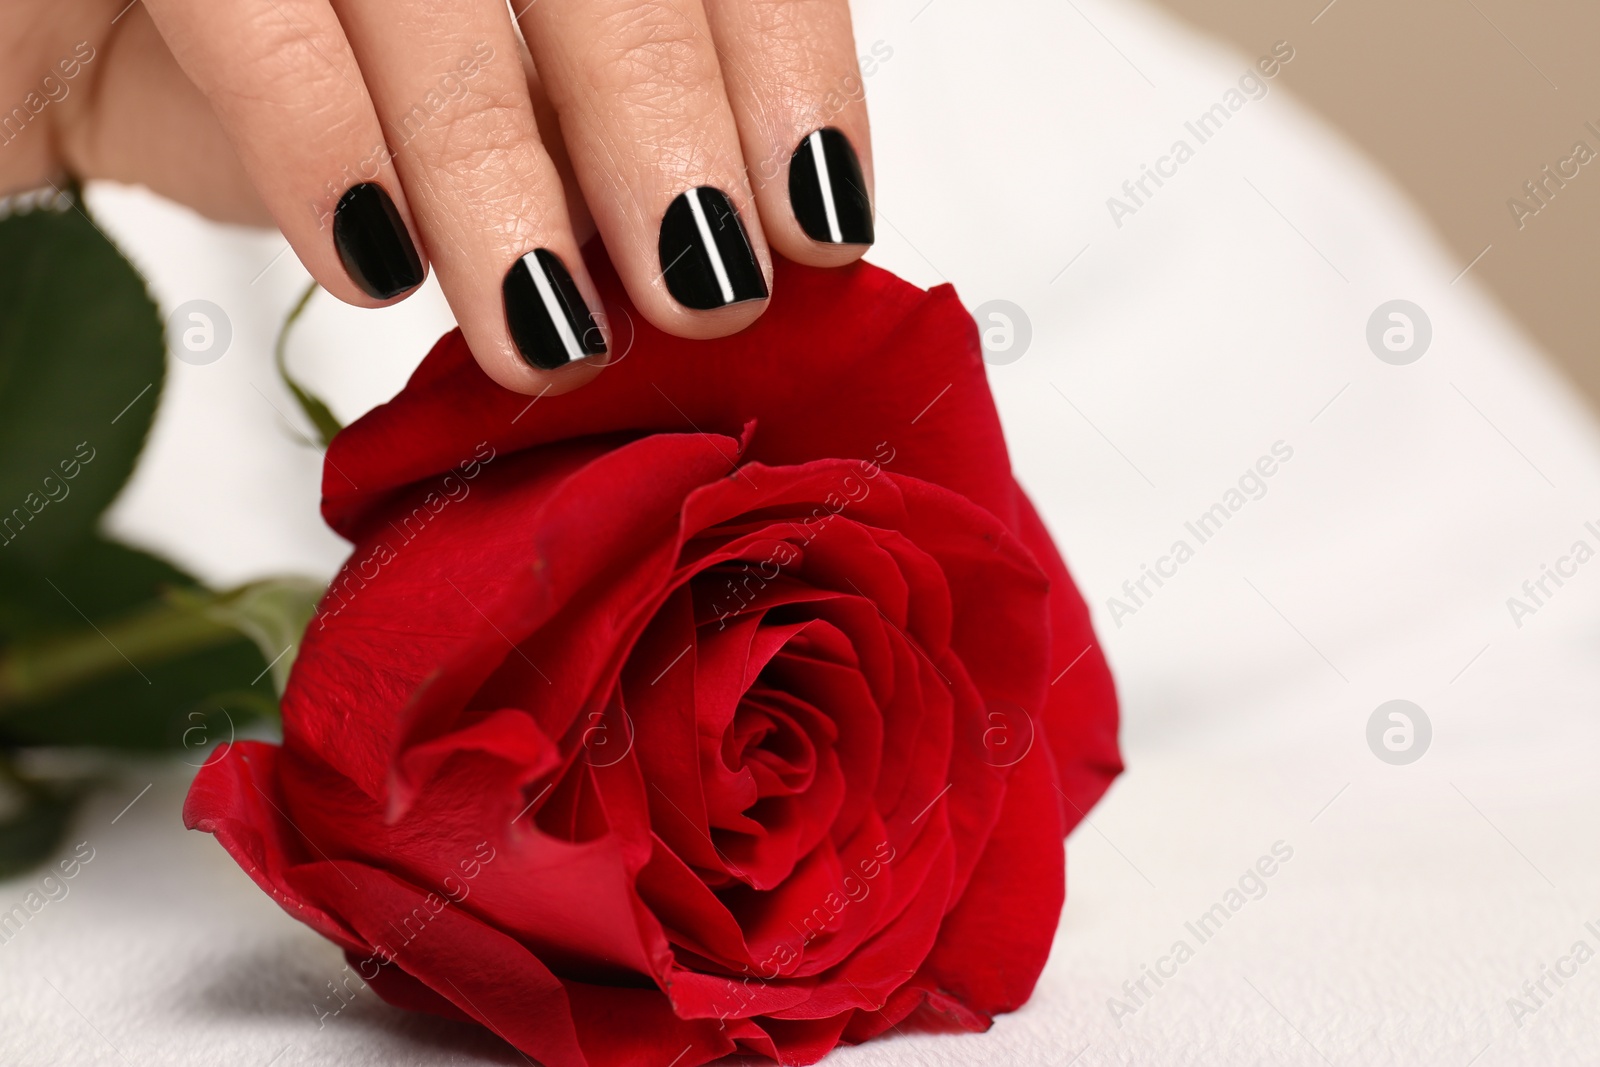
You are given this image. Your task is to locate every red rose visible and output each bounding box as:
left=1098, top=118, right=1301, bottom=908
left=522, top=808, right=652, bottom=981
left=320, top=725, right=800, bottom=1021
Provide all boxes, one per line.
left=185, top=248, right=1120, bottom=1066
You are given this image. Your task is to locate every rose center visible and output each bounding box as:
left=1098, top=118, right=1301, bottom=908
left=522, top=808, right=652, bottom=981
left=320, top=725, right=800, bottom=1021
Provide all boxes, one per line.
left=723, top=682, right=819, bottom=799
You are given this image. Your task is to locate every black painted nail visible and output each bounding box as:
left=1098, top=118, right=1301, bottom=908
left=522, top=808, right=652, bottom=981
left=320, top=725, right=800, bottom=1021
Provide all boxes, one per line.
left=503, top=249, right=607, bottom=370
left=332, top=183, right=424, bottom=300
left=658, top=186, right=768, bottom=310
left=789, top=128, right=873, bottom=246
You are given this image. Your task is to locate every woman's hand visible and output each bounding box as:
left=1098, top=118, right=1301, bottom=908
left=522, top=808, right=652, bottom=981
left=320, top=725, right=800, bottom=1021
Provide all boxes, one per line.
left=1, top=0, right=876, bottom=394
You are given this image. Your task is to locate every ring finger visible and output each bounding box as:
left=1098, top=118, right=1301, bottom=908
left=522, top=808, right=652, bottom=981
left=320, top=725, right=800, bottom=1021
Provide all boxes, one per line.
left=516, top=0, right=773, bottom=339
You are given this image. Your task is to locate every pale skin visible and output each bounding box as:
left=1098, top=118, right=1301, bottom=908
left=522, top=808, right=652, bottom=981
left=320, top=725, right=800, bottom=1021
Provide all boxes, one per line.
left=0, top=0, right=875, bottom=395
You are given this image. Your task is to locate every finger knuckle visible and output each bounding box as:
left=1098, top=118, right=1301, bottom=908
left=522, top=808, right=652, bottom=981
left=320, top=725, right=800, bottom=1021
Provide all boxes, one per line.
left=585, top=3, right=720, bottom=114
left=743, top=0, right=837, bottom=46
left=411, top=89, right=553, bottom=226
left=425, top=88, right=528, bottom=173
left=736, top=0, right=851, bottom=73
left=229, top=9, right=354, bottom=106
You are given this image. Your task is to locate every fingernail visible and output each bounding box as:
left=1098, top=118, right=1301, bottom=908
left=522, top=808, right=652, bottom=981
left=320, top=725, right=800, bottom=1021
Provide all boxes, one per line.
left=332, top=183, right=424, bottom=300
left=658, top=186, right=768, bottom=310
left=789, top=128, right=873, bottom=246
left=503, top=248, right=607, bottom=370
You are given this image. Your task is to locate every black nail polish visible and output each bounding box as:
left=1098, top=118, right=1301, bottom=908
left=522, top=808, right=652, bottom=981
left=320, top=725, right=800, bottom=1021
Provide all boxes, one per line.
left=332, top=183, right=424, bottom=300
left=503, top=248, right=607, bottom=370
left=789, top=128, right=873, bottom=246
left=658, top=186, right=768, bottom=310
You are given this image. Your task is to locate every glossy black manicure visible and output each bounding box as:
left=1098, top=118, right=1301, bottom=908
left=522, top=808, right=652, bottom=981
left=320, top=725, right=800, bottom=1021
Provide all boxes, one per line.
left=658, top=186, right=767, bottom=310
left=503, top=249, right=607, bottom=370
left=789, top=128, right=873, bottom=246
left=332, top=183, right=424, bottom=300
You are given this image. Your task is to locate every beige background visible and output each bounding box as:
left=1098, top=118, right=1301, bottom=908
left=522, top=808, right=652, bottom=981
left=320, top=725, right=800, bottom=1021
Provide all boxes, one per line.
left=1147, top=0, right=1599, bottom=404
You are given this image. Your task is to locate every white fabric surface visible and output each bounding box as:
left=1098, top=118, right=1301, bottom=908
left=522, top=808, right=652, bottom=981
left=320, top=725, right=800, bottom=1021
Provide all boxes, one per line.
left=5, top=0, right=1599, bottom=1063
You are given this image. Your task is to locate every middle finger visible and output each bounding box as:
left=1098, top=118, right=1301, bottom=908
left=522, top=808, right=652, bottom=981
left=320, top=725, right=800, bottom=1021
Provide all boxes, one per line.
left=333, top=0, right=609, bottom=390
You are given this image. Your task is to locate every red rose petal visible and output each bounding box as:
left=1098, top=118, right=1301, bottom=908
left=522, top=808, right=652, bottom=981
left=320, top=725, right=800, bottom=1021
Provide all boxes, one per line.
left=391, top=706, right=562, bottom=817
left=287, top=860, right=590, bottom=1067
left=564, top=981, right=738, bottom=1067
left=277, top=746, right=669, bottom=983
left=1013, top=493, right=1124, bottom=828
left=770, top=835, right=957, bottom=1020
left=189, top=245, right=1122, bottom=1067
left=183, top=741, right=365, bottom=954
left=321, top=252, right=1014, bottom=543
left=731, top=1013, right=853, bottom=1066
left=918, top=737, right=1066, bottom=1015
left=290, top=435, right=737, bottom=806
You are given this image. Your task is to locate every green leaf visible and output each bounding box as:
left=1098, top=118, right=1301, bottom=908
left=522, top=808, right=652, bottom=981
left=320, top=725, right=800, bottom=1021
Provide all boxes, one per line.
left=275, top=281, right=344, bottom=449
left=0, top=190, right=330, bottom=874
left=0, top=192, right=327, bottom=751
left=0, top=534, right=197, bottom=642
left=0, top=759, right=92, bottom=880
left=0, top=188, right=166, bottom=568
left=0, top=538, right=278, bottom=750
left=192, top=576, right=325, bottom=694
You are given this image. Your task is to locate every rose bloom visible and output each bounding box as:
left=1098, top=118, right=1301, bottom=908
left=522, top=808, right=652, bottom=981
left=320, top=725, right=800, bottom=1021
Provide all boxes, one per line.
left=187, top=250, right=1121, bottom=1066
